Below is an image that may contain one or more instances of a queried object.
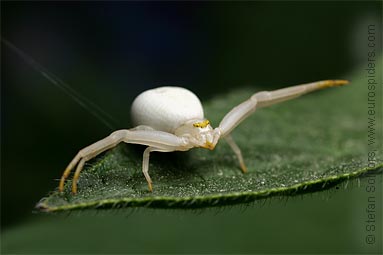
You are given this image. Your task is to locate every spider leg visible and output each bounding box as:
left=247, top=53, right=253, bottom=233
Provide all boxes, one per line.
left=59, top=129, right=188, bottom=193
left=225, top=134, right=247, bottom=173
left=59, top=135, right=121, bottom=193
left=72, top=158, right=86, bottom=193
left=216, top=80, right=348, bottom=173
left=143, top=147, right=175, bottom=192
left=218, top=80, right=348, bottom=136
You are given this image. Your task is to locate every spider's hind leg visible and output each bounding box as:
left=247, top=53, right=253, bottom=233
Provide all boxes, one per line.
left=225, top=134, right=247, bottom=173
left=60, top=130, right=128, bottom=194
left=60, top=128, right=188, bottom=194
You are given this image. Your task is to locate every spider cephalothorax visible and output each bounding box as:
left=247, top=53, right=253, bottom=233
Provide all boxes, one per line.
left=175, top=119, right=220, bottom=150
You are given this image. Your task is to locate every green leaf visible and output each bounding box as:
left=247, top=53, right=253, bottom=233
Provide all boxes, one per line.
left=37, top=67, right=382, bottom=212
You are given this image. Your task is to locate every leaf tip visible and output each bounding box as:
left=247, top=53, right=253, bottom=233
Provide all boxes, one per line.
left=35, top=197, right=51, bottom=212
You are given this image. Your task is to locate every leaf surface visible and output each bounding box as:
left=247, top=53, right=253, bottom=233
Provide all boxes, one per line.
left=37, top=70, right=382, bottom=212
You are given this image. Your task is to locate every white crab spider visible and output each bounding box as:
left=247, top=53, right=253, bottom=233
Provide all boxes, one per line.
left=59, top=80, right=348, bottom=194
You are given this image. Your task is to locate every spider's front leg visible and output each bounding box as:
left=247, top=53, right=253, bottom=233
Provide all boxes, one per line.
left=224, top=134, right=247, bottom=173
left=59, top=129, right=189, bottom=194
left=217, top=80, right=348, bottom=172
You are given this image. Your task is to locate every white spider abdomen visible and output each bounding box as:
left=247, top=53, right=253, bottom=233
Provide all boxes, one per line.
left=131, top=86, right=204, bottom=133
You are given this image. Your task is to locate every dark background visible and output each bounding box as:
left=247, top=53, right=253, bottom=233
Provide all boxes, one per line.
left=1, top=1, right=382, bottom=253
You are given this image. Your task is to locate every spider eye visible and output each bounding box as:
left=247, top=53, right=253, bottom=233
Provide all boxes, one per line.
left=193, top=120, right=210, bottom=128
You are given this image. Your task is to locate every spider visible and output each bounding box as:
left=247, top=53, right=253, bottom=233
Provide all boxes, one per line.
left=59, top=80, right=348, bottom=194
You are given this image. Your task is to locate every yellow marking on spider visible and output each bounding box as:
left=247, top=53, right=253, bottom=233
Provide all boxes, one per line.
left=193, top=119, right=210, bottom=128
left=318, top=80, right=349, bottom=89
left=201, top=141, right=215, bottom=150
